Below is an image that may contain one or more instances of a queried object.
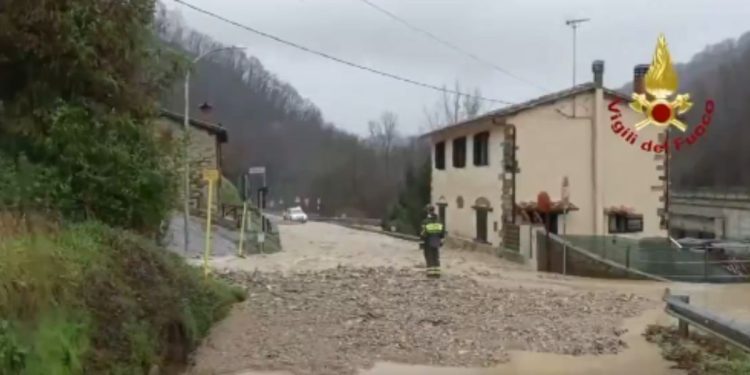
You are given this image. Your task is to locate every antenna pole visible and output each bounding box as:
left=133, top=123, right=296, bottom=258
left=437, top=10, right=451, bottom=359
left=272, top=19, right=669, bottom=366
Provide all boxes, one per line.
left=573, top=24, right=577, bottom=87
left=565, top=18, right=590, bottom=117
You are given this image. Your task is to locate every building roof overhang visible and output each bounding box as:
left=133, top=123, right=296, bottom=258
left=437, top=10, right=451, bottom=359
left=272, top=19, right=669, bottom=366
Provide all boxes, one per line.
left=159, top=109, right=228, bottom=143
left=420, top=82, right=630, bottom=141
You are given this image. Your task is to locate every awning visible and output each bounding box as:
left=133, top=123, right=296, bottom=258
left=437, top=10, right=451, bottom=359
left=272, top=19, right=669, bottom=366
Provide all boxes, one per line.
left=604, top=206, right=642, bottom=216
left=516, top=200, right=578, bottom=214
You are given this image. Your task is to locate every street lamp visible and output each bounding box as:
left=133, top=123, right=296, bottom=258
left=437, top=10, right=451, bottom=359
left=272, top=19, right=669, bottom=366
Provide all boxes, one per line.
left=183, top=45, right=246, bottom=253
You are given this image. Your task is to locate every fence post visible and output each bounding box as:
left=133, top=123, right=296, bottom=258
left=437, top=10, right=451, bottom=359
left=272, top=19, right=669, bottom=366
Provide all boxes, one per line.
left=675, top=295, right=690, bottom=337
left=626, top=245, right=631, bottom=269
left=704, top=249, right=709, bottom=282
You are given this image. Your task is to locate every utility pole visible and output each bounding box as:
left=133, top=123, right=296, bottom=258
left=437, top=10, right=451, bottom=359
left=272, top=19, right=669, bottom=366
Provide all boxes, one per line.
left=565, top=18, right=590, bottom=117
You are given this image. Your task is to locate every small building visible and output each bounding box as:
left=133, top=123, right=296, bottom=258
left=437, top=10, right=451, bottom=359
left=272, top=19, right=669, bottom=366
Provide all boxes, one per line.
left=423, top=61, right=667, bottom=248
left=156, top=104, right=228, bottom=211
left=670, top=189, right=750, bottom=240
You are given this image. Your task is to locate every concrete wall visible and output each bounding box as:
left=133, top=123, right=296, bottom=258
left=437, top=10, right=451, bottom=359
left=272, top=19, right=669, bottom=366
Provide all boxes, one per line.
left=156, top=118, right=220, bottom=212
left=596, top=90, right=665, bottom=237
left=670, top=191, right=750, bottom=240
left=508, top=92, right=595, bottom=235
left=430, top=88, right=665, bottom=245
left=530, top=230, right=663, bottom=281
left=430, top=120, right=505, bottom=245
left=508, top=91, right=664, bottom=237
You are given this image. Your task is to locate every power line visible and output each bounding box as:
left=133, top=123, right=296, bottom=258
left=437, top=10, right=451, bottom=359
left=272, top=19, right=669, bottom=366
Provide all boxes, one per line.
left=355, top=0, right=549, bottom=93
left=173, top=0, right=514, bottom=105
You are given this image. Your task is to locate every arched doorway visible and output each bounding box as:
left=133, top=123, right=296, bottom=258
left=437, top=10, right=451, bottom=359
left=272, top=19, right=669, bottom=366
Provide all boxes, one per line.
left=436, top=196, right=448, bottom=227
left=473, top=197, right=492, bottom=243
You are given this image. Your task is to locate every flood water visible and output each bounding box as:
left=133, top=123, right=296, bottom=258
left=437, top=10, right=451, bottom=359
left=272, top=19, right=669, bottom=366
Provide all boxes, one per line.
left=232, top=308, right=684, bottom=375
left=196, top=222, right=750, bottom=375
left=229, top=282, right=750, bottom=375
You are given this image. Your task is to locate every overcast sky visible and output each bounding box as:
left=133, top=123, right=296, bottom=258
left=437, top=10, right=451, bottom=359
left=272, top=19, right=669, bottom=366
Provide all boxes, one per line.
left=163, top=0, right=750, bottom=136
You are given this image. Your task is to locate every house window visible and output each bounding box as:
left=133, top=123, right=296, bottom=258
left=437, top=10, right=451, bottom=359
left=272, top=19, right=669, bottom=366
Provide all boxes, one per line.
left=452, top=136, right=467, bottom=168
left=473, top=131, right=489, bottom=166
left=435, top=141, right=445, bottom=170
left=608, top=213, right=644, bottom=233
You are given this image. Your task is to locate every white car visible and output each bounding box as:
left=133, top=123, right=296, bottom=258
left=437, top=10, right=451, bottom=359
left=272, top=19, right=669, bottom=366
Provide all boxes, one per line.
left=284, top=206, right=308, bottom=223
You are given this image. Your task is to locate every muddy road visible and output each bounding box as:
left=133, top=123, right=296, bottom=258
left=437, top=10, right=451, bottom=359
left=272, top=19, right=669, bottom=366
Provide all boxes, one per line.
left=185, top=220, right=750, bottom=375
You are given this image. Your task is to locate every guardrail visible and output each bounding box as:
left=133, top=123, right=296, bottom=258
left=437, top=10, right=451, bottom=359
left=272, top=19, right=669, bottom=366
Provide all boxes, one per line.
left=309, top=215, right=421, bottom=242
left=663, top=288, right=750, bottom=352
left=310, top=215, right=382, bottom=227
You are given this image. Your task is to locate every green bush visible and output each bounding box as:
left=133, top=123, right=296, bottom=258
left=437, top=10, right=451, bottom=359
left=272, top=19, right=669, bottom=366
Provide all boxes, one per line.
left=385, top=159, right=431, bottom=236
left=0, top=221, right=244, bottom=374
left=0, top=0, right=184, bottom=235
left=220, top=177, right=243, bottom=206
left=0, top=101, right=177, bottom=233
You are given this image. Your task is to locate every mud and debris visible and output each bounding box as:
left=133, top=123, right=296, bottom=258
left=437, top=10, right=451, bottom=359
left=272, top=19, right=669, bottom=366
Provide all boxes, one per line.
left=644, top=325, right=750, bottom=375
left=188, top=266, right=653, bottom=375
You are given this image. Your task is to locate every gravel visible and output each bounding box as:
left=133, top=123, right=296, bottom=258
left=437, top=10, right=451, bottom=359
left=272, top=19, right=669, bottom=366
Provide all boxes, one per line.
left=192, top=266, right=654, bottom=375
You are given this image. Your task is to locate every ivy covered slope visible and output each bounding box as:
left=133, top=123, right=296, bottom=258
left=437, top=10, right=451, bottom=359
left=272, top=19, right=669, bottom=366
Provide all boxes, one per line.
left=0, top=220, right=245, bottom=374
left=0, top=0, right=184, bottom=232
left=0, top=1, right=244, bottom=373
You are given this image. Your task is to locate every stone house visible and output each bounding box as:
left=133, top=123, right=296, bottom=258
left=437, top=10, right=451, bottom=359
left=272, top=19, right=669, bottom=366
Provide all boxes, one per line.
left=423, top=61, right=667, bottom=248
left=156, top=105, right=228, bottom=212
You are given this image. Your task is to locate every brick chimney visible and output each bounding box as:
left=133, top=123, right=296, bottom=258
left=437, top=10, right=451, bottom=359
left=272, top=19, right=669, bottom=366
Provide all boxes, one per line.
left=633, top=64, right=650, bottom=94
left=198, top=101, right=214, bottom=124
left=592, top=60, right=604, bottom=87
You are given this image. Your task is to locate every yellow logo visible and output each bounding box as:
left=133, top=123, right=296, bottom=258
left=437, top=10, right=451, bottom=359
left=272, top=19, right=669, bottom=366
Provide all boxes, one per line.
left=629, top=34, right=693, bottom=132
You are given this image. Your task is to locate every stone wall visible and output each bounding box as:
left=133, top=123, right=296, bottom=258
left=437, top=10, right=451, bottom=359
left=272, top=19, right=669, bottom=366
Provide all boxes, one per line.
left=155, top=118, right=220, bottom=213
left=444, top=235, right=498, bottom=256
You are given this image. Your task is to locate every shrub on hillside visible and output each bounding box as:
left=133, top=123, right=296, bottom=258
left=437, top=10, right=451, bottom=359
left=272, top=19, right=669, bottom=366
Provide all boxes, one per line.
left=384, top=160, right=431, bottom=236
left=0, top=101, right=177, bottom=234
left=0, top=0, right=185, bottom=234
left=220, top=176, right=243, bottom=206
left=0, top=220, right=244, bottom=374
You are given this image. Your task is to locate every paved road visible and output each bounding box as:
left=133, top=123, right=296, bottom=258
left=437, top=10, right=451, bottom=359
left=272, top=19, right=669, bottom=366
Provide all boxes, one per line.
left=166, top=213, right=240, bottom=258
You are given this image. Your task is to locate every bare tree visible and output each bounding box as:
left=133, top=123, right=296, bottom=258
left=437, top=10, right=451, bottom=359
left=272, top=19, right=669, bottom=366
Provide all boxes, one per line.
left=463, top=87, right=483, bottom=119
left=157, top=11, right=427, bottom=219
left=442, top=81, right=462, bottom=125
left=368, top=111, right=399, bottom=178
left=423, top=80, right=484, bottom=130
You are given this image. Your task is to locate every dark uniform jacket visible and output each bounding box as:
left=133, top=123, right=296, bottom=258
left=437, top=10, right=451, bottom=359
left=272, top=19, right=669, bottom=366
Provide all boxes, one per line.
left=420, top=214, right=445, bottom=248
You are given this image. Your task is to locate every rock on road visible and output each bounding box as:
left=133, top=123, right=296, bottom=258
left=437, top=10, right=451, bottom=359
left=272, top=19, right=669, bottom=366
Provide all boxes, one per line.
left=186, top=220, right=716, bottom=375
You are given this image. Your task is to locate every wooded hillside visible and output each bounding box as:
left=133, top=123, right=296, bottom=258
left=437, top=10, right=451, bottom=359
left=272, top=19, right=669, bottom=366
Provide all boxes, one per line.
left=621, top=31, right=750, bottom=190
left=156, top=6, right=463, bottom=220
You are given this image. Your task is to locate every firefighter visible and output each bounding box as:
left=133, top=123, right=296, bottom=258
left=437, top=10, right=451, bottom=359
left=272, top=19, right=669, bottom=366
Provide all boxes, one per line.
left=420, top=204, right=445, bottom=278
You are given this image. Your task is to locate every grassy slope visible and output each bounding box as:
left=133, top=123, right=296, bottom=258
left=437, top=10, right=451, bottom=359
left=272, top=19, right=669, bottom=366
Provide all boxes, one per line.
left=0, top=220, right=244, bottom=374
left=644, top=325, right=750, bottom=375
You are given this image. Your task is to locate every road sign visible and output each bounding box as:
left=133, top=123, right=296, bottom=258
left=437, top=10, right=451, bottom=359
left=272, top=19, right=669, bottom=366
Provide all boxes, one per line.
left=248, top=166, right=266, bottom=175
left=257, top=233, right=265, bottom=244
left=202, top=168, right=219, bottom=182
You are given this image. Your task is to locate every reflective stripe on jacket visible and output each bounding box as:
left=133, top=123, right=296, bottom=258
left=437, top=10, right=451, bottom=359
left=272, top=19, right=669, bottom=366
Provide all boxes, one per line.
left=420, top=216, right=444, bottom=248
left=424, top=222, right=444, bottom=234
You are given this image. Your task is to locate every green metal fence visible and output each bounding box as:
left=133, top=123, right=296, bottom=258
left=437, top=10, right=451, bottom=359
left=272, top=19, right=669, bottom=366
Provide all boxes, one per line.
left=563, top=235, right=750, bottom=283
